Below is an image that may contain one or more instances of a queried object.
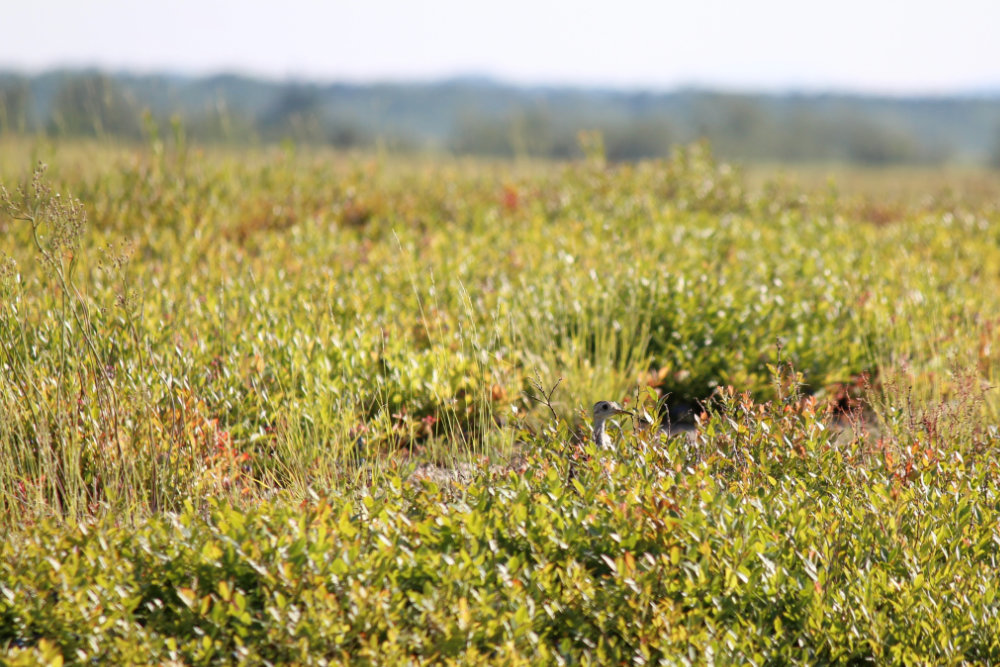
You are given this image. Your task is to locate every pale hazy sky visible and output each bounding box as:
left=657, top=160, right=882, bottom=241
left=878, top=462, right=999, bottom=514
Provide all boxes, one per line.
left=2, top=0, right=998, bottom=94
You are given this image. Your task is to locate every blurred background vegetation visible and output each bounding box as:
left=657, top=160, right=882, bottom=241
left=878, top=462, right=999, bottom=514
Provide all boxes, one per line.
left=2, top=69, right=1000, bottom=165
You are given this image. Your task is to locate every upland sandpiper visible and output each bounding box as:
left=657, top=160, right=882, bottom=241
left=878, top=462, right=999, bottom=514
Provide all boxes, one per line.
left=591, top=400, right=632, bottom=450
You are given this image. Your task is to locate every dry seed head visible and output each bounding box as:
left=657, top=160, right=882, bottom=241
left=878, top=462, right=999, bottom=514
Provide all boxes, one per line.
left=0, top=253, right=14, bottom=273
left=0, top=254, right=17, bottom=289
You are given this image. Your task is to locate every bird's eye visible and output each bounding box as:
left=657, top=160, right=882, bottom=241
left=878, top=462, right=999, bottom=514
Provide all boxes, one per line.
left=600, top=402, right=609, bottom=410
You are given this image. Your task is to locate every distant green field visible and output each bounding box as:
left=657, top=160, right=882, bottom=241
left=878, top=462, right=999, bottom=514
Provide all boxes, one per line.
left=1, top=138, right=998, bottom=663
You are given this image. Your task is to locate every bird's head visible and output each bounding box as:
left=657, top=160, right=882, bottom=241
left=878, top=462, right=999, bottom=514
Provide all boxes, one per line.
left=592, top=400, right=632, bottom=422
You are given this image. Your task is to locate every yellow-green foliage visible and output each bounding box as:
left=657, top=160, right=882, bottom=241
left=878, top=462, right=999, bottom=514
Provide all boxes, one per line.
left=1, top=137, right=999, bottom=662
left=2, top=391, right=999, bottom=663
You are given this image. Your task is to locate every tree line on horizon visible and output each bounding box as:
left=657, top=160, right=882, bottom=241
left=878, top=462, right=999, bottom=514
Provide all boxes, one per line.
left=2, top=69, right=1000, bottom=166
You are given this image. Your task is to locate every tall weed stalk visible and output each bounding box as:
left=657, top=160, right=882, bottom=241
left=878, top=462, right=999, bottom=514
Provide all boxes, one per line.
left=0, top=165, right=171, bottom=521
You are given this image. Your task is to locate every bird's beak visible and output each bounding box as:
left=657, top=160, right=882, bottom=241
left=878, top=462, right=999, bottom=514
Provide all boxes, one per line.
left=616, top=408, right=634, bottom=416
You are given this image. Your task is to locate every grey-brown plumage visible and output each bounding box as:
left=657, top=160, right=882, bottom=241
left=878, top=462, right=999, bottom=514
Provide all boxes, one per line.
left=591, top=400, right=632, bottom=450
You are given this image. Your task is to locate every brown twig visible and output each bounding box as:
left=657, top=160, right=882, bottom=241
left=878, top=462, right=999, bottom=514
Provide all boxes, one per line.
left=523, top=374, right=562, bottom=424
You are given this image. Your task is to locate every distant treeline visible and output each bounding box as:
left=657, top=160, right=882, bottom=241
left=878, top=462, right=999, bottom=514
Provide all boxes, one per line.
left=2, top=70, right=1000, bottom=165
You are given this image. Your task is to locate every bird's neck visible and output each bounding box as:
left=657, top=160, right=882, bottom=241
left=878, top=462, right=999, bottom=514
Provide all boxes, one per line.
left=593, top=418, right=613, bottom=450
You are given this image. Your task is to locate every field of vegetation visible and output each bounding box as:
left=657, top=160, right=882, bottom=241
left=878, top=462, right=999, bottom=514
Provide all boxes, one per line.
left=1, top=133, right=999, bottom=664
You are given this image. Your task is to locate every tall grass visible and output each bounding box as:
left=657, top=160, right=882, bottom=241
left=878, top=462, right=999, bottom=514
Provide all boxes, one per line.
left=0, top=138, right=997, bottom=527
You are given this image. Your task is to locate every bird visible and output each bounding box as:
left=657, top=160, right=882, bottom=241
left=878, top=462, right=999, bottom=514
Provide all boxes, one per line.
left=592, top=399, right=697, bottom=451
left=591, top=400, right=632, bottom=450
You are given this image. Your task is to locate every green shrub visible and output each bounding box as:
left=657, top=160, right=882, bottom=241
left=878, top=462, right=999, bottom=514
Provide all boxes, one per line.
left=2, top=389, right=999, bottom=663
left=1, top=137, right=999, bottom=662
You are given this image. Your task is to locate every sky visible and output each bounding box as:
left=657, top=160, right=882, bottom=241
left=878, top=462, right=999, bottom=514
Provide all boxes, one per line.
left=2, top=0, right=999, bottom=94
